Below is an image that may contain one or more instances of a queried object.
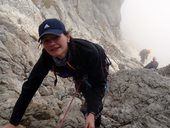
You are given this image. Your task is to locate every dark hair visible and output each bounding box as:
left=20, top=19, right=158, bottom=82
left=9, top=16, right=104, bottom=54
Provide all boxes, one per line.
left=63, top=31, right=73, bottom=41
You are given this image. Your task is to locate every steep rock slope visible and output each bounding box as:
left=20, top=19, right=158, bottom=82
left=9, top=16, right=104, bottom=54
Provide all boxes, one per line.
left=1, top=0, right=169, bottom=128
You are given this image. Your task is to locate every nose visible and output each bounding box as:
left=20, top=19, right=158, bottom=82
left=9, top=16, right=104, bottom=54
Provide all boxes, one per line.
left=48, top=40, right=56, bottom=45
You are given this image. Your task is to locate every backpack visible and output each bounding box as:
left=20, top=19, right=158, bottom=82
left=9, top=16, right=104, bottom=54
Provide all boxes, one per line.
left=92, top=43, right=111, bottom=78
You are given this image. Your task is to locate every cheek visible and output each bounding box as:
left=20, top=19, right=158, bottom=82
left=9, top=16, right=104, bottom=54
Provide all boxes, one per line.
left=60, top=38, right=68, bottom=48
left=63, top=42, right=68, bottom=51
left=43, top=44, right=48, bottom=50
left=43, top=45, right=52, bottom=54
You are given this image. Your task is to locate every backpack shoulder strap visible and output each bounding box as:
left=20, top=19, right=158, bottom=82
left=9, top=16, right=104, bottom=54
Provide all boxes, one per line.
left=66, top=61, right=76, bottom=70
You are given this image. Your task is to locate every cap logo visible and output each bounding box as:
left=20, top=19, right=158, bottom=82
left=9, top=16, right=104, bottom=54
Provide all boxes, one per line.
left=44, top=24, right=50, bottom=29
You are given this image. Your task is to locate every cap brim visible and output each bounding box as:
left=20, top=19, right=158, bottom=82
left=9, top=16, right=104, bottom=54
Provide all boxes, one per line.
left=38, top=29, right=63, bottom=42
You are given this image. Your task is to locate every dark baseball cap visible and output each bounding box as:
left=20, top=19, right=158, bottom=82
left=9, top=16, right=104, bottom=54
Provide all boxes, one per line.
left=38, top=18, right=66, bottom=42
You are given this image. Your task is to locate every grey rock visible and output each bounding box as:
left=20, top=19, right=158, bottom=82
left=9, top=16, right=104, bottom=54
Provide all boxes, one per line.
left=0, top=0, right=170, bottom=128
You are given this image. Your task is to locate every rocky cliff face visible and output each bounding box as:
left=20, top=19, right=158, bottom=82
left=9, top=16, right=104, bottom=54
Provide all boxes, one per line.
left=0, top=0, right=170, bottom=128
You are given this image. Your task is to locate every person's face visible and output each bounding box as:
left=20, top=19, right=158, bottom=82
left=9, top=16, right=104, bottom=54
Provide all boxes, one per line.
left=42, top=34, right=70, bottom=59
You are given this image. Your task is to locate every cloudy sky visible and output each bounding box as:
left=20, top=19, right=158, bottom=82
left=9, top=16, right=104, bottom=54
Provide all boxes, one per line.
left=120, top=0, right=170, bottom=67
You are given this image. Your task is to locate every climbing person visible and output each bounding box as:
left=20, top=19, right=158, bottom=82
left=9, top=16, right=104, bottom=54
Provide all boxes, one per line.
left=139, top=49, right=150, bottom=64
left=3, top=18, right=111, bottom=128
left=144, top=57, right=159, bottom=69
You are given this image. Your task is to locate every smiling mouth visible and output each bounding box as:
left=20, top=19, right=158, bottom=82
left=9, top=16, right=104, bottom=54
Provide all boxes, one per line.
left=50, top=47, right=60, bottom=52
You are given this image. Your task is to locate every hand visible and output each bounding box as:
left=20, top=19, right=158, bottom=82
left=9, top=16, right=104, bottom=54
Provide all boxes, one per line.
left=3, top=123, right=16, bottom=128
left=85, top=113, right=95, bottom=128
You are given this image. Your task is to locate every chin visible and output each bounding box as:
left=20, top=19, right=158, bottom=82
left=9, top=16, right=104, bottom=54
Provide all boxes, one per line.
left=49, top=51, right=59, bottom=56
left=52, top=53, right=63, bottom=58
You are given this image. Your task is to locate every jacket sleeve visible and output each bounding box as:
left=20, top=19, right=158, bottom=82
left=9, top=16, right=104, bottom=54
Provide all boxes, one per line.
left=84, top=84, right=105, bottom=115
left=10, top=52, right=52, bottom=126
left=144, top=62, right=152, bottom=69
left=84, top=47, right=106, bottom=115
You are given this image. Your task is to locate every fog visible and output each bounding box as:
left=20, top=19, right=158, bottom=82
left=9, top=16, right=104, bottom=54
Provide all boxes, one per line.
left=120, top=0, right=170, bottom=67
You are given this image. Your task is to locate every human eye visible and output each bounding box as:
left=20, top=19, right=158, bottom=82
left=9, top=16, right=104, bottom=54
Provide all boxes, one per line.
left=53, top=36, right=60, bottom=41
left=42, top=38, right=50, bottom=44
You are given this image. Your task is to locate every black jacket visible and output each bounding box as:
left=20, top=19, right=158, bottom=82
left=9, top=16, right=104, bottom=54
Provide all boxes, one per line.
left=144, top=60, right=158, bottom=69
left=10, top=38, right=107, bottom=125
